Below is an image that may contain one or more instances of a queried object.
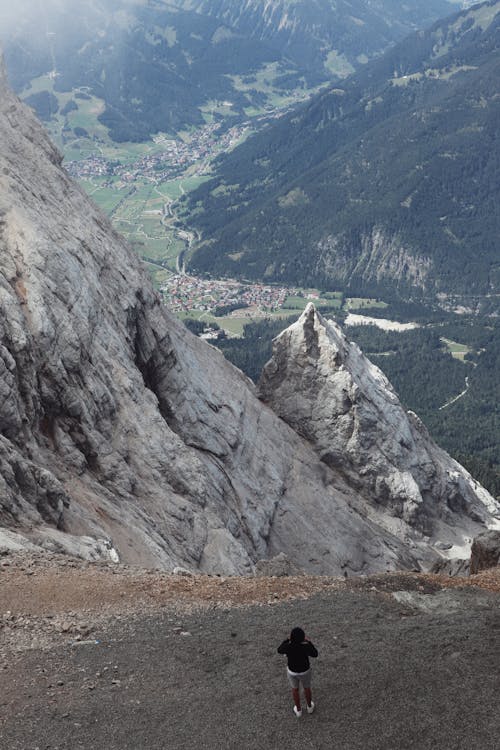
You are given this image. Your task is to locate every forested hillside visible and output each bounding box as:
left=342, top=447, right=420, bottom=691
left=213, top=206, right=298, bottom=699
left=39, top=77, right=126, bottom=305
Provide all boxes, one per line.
left=181, top=0, right=500, bottom=297
left=170, top=0, right=456, bottom=74
left=3, top=0, right=456, bottom=142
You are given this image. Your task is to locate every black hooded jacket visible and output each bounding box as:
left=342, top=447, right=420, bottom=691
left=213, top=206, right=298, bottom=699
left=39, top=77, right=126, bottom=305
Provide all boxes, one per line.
left=277, top=638, right=318, bottom=673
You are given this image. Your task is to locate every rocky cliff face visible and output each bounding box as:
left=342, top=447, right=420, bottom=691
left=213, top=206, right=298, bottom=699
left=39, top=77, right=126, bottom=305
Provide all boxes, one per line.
left=0, top=58, right=498, bottom=575
left=315, top=228, right=432, bottom=292
left=259, top=304, right=500, bottom=553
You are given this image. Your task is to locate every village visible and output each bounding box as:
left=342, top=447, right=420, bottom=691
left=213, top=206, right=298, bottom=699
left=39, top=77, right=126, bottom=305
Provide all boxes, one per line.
left=65, top=121, right=247, bottom=183
left=161, top=273, right=300, bottom=314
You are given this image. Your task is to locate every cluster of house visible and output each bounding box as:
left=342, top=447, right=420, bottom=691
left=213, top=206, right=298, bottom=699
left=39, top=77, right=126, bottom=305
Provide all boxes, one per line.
left=162, top=273, right=294, bottom=313
left=65, top=122, right=246, bottom=184
left=65, top=155, right=110, bottom=178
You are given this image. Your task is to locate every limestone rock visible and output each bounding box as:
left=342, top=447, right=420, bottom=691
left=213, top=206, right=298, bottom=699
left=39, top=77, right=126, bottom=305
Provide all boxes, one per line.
left=172, top=567, right=194, bottom=577
left=430, top=558, right=469, bottom=577
left=0, top=55, right=429, bottom=576
left=470, top=531, right=500, bottom=574
left=258, top=304, right=500, bottom=562
left=0, top=55, right=498, bottom=576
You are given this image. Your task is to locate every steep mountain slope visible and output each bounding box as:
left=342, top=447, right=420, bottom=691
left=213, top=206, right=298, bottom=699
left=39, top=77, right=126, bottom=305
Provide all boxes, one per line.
left=259, top=304, right=498, bottom=537
left=171, top=0, right=456, bottom=73
left=3, top=0, right=282, bottom=141
left=0, top=58, right=498, bottom=574
left=2, top=0, right=456, bottom=141
left=182, top=0, right=500, bottom=297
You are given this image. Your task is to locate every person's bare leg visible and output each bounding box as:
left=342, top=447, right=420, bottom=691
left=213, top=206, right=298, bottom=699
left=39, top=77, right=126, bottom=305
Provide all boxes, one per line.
left=304, top=688, right=313, bottom=707
left=292, top=688, right=301, bottom=711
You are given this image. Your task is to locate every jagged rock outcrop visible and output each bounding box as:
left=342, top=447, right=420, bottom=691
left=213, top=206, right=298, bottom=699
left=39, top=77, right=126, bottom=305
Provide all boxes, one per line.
left=315, top=228, right=432, bottom=291
left=470, top=531, right=500, bottom=574
left=0, top=56, right=498, bottom=575
left=0, top=55, right=428, bottom=575
left=259, top=304, right=500, bottom=559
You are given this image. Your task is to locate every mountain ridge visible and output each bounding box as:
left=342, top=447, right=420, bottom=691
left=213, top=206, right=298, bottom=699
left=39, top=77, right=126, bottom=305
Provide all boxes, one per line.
left=0, top=54, right=498, bottom=575
left=182, top=0, right=500, bottom=297
left=169, top=0, right=457, bottom=72
left=2, top=0, right=457, bottom=141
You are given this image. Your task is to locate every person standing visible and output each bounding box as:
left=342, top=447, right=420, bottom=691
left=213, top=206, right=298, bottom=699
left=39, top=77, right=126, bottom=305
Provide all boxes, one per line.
left=277, top=627, right=318, bottom=717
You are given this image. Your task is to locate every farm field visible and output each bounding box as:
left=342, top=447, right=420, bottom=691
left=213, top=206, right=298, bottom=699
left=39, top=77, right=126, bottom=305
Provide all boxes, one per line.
left=178, top=294, right=338, bottom=338
left=19, top=67, right=324, bottom=289
left=79, top=173, right=210, bottom=281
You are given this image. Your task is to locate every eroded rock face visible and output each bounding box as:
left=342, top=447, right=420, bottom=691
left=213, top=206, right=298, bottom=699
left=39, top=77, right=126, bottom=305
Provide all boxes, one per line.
left=258, top=304, right=500, bottom=557
left=0, top=56, right=498, bottom=575
left=0, top=56, right=435, bottom=576
left=430, top=558, right=469, bottom=577
left=470, top=531, right=500, bottom=574
left=315, top=228, right=432, bottom=291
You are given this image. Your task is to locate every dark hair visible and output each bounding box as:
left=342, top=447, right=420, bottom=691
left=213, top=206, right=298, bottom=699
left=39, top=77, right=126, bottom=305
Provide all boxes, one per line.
left=290, top=627, right=305, bottom=643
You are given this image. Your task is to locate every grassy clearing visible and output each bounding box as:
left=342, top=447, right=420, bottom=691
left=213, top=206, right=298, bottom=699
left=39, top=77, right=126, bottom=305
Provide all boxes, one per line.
left=178, top=311, right=250, bottom=337
left=345, top=297, right=388, bottom=310
left=440, top=337, right=472, bottom=361
left=66, top=97, right=107, bottom=136
left=177, top=175, right=211, bottom=194
left=227, top=62, right=323, bottom=118
left=229, top=62, right=285, bottom=95
left=64, top=145, right=96, bottom=160
left=22, top=74, right=57, bottom=96
left=143, top=262, right=173, bottom=289
left=325, top=50, right=355, bottom=77
left=282, top=293, right=343, bottom=311
left=200, top=100, right=238, bottom=119
left=213, top=316, right=249, bottom=336
left=282, top=295, right=309, bottom=310
left=154, top=182, right=185, bottom=201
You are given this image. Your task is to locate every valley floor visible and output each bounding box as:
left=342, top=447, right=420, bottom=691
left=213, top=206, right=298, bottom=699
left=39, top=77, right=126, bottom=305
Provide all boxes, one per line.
left=1, top=554, right=499, bottom=750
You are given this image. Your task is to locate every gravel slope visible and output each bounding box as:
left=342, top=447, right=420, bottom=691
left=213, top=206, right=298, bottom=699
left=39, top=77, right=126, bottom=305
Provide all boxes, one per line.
left=1, top=557, right=499, bottom=750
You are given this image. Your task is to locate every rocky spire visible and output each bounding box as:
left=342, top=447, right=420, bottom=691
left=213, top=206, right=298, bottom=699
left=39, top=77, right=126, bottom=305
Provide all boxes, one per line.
left=259, top=303, right=499, bottom=543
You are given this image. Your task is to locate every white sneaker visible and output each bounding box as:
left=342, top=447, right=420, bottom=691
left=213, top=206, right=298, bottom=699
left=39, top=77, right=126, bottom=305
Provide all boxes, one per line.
left=306, top=701, right=315, bottom=714
left=293, top=706, right=302, bottom=718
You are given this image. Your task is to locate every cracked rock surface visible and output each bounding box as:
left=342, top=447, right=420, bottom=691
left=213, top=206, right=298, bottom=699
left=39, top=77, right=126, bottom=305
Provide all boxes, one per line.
left=259, top=304, right=500, bottom=561
left=0, top=56, right=498, bottom=575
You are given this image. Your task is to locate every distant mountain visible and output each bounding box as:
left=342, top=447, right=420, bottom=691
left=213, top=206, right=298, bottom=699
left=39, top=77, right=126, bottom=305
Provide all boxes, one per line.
left=181, top=0, right=500, bottom=298
left=170, top=0, right=457, bottom=73
left=2, top=0, right=456, bottom=141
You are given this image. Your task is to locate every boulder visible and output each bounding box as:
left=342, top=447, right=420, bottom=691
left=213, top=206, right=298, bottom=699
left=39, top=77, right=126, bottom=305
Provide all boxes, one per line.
left=172, top=566, right=194, bottom=577
left=470, top=530, right=500, bottom=574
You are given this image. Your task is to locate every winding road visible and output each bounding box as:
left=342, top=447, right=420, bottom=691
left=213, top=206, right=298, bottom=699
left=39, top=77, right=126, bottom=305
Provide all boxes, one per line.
left=439, top=375, right=470, bottom=411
